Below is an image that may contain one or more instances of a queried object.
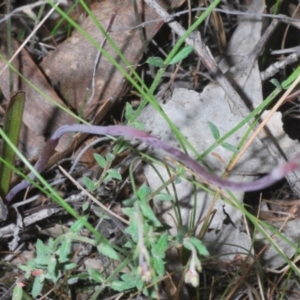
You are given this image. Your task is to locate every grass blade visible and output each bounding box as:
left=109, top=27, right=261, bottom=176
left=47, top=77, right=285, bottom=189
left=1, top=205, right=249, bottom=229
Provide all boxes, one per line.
left=0, top=91, right=25, bottom=196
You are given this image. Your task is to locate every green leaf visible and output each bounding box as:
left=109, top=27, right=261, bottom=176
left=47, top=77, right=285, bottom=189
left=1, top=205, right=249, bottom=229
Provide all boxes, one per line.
left=143, top=287, right=157, bottom=298
left=122, top=207, right=135, bottom=217
left=88, top=268, right=104, bottom=283
left=93, top=209, right=110, bottom=220
left=83, top=176, right=98, bottom=191
left=48, top=238, right=55, bottom=249
left=33, top=258, right=50, bottom=267
left=125, top=102, right=134, bottom=121
left=47, top=256, right=57, bottom=278
left=146, top=57, right=166, bottom=68
left=82, top=201, right=89, bottom=211
left=70, top=215, right=88, bottom=233
left=208, top=121, right=220, bottom=140
left=59, top=238, right=71, bottom=263
left=153, top=232, right=168, bottom=257
left=110, top=274, right=141, bottom=292
left=111, top=280, right=134, bottom=292
left=136, top=279, right=144, bottom=291
left=123, top=208, right=139, bottom=242
left=67, top=276, right=79, bottom=285
left=0, top=91, right=25, bottom=197
left=18, top=265, right=32, bottom=279
left=132, top=121, right=145, bottom=131
left=97, top=243, right=120, bottom=260
left=221, top=142, right=239, bottom=153
left=123, top=195, right=137, bottom=207
left=114, top=140, right=129, bottom=154
left=46, top=257, right=61, bottom=283
left=31, top=276, right=44, bottom=299
left=12, top=283, right=23, bottom=300
left=63, top=263, right=77, bottom=270
left=35, top=239, right=52, bottom=265
left=176, top=165, right=186, bottom=175
left=93, top=153, right=107, bottom=168
left=153, top=256, right=165, bottom=276
left=120, top=273, right=139, bottom=289
left=155, top=193, right=173, bottom=201
left=137, top=184, right=151, bottom=202
left=169, top=45, right=194, bottom=65
left=67, top=273, right=89, bottom=285
left=270, top=78, right=282, bottom=90
left=106, top=152, right=115, bottom=163
left=187, top=237, right=209, bottom=256
left=151, top=233, right=167, bottom=276
left=139, top=201, right=161, bottom=227
left=27, top=260, right=42, bottom=269
left=104, top=169, right=122, bottom=182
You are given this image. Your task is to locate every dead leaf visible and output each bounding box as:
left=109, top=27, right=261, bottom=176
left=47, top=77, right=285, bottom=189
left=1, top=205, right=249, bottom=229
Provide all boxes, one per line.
left=0, top=40, right=76, bottom=159
left=1, top=0, right=184, bottom=171
left=40, top=0, right=184, bottom=120
left=41, top=0, right=185, bottom=170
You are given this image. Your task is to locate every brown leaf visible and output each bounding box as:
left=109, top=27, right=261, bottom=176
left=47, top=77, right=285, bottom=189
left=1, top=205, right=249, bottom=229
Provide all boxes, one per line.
left=1, top=0, right=185, bottom=171
left=0, top=40, right=76, bottom=159
left=40, top=0, right=183, bottom=120
left=42, top=0, right=184, bottom=169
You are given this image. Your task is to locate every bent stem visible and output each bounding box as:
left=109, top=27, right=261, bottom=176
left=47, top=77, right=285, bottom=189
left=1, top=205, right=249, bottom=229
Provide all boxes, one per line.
left=6, top=124, right=300, bottom=202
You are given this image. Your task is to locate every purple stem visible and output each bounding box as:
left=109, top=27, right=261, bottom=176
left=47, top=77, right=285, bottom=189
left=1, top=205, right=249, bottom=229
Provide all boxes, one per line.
left=6, top=124, right=300, bottom=202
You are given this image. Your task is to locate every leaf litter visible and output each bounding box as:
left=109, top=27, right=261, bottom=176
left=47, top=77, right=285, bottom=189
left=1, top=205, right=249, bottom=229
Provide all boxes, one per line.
left=1, top=0, right=300, bottom=298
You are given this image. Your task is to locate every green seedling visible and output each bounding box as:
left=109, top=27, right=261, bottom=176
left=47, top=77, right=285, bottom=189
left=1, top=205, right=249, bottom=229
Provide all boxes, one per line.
left=207, top=121, right=239, bottom=153
left=16, top=222, right=120, bottom=299
left=83, top=152, right=122, bottom=192
left=147, top=46, right=195, bottom=68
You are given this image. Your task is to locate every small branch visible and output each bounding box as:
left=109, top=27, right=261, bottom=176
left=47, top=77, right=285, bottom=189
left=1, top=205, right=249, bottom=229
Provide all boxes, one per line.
left=261, top=50, right=300, bottom=80
left=117, top=8, right=300, bottom=32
